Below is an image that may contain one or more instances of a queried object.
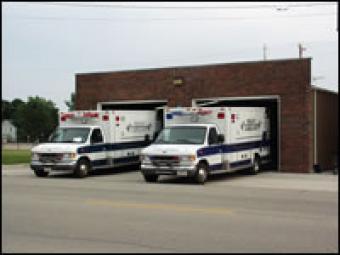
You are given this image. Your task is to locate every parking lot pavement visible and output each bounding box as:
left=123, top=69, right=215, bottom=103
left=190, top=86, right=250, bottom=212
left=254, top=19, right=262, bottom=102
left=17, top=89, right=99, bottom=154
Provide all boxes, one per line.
left=2, top=165, right=338, bottom=253
left=209, top=171, right=338, bottom=192
left=2, top=164, right=32, bottom=175
left=2, top=164, right=337, bottom=192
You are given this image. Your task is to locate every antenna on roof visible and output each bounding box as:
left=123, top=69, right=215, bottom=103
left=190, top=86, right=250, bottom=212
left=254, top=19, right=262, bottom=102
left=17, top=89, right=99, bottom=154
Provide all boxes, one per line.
left=298, top=43, right=306, bottom=58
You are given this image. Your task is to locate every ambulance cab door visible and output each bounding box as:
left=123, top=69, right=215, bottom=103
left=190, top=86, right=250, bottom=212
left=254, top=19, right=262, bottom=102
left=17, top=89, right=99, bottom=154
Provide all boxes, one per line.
left=90, top=128, right=108, bottom=167
left=207, top=127, right=223, bottom=170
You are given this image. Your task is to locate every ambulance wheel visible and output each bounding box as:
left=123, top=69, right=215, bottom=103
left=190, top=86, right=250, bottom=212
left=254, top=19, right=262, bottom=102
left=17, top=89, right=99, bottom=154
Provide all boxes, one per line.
left=143, top=174, right=158, bottom=183
left=195, top=162, right=208, bottom=184
left=34, top=169, right=49, bottom=177
left=74, top=159, right=90, bottom=178
left=250, top=156, right=261, bottom=175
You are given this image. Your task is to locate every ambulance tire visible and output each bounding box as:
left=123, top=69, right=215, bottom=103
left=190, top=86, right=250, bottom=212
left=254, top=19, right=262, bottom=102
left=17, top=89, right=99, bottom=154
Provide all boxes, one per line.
left=34, top=169, right=49, bottom=177
left=143, top=174, right=158, bottom=183
left=74, top=159, right=90, bottom=178
left=195, top=162, right=208, bottom=184
left=250, top=156, right=261, bottom=175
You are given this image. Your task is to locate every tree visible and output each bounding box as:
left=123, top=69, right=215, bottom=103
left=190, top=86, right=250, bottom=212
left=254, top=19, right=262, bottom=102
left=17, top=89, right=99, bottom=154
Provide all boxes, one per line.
left=65, top=92, right=75, bottom=111
left=15, top=96, right=58, bottom=142
left=2, top=100, right=13, bottom=119
left=2, top=98, right=25, bottom=120
left=11, top=98, right=25, bottom=110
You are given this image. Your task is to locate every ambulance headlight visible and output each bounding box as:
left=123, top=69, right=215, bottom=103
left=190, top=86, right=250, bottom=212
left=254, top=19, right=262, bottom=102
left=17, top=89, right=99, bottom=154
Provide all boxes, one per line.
left=140, top=155, right=151, bottom=163
left=63, top=153, right=77, bottom=160
left=181, top=155, right=196, bottom=162
left=31, top=152, right=39, bottom=161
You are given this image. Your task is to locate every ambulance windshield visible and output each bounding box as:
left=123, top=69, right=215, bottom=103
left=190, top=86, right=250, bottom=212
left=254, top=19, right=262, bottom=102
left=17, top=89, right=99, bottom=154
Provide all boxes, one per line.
left=49, top=127, right=90, bottom=143
left=154, top=126, right=206, bottom=145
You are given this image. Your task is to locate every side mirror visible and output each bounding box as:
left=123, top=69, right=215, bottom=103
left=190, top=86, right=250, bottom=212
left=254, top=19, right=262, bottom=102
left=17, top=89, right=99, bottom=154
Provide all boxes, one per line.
left=152, top=131, right=159, bottom=142
left=217, top=134, right=225, bottom=143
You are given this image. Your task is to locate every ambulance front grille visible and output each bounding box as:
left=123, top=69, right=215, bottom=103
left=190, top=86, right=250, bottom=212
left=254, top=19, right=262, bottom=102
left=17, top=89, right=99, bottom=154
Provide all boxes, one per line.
left=38, top=153, right=62, bottom=163
left=150, top=155, right=180, bottom=166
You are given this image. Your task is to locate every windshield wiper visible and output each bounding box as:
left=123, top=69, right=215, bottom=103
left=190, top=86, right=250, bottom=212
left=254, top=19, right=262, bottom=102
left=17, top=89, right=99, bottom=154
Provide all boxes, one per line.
left=154, top=140, right=169, bottom=144
left=174, top=139, right=197, bottom=144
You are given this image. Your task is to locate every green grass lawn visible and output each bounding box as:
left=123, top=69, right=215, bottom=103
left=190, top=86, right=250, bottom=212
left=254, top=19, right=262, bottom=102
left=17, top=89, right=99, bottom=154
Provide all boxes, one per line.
left=2, top=149, right=31, bottom=165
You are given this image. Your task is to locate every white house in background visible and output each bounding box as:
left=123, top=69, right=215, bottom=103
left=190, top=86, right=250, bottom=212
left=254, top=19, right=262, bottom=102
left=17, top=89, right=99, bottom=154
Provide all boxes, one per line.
left=2, top=120, right=17, bottom=143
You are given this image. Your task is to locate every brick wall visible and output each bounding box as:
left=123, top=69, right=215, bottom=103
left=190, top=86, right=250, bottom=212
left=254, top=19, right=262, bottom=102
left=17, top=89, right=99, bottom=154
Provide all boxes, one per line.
left=76, top=58, right=313, bottom=173
left=315, top=89, right=339, bottom=170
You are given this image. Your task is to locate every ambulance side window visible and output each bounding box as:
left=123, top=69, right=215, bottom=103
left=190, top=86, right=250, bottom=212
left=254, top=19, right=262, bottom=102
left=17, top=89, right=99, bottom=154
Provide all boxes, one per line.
left=208, top=127, right=219, bottom=145
left=91, top=129, right=103, bottom=144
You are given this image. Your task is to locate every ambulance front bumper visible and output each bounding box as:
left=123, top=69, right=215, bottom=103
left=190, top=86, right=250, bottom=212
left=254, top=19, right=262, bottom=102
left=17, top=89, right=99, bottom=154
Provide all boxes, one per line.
left=141, top=164, right=197, bottom=176
left=30, top=160, right=77, bottom=172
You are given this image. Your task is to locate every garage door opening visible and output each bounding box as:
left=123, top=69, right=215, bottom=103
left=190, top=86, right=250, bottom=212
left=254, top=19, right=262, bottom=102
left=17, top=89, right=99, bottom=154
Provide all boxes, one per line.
left=98, top=100, right=167, bottom=111
left=97, top=100, right=168, bottom=134
left=193, top=96, right=280, bottom=171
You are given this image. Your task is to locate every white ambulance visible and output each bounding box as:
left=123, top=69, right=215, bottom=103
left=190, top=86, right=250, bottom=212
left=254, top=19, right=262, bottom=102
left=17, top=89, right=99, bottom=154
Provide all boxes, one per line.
left=140, top=107, right=271, bottom=184
left=31, top=110, right=158, bottom=178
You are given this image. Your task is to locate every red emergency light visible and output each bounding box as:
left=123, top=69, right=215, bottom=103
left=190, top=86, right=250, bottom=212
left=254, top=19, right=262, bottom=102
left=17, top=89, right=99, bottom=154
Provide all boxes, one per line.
left=115, top=116, right=120, bottom=122
left=60, top=113, right=75, bottom=121
left=102, top=115, right=109, bottom=121
left=231, top=113, right=236, bottom=123
left=217, top=112, right=225, bottom=119
left=83, top=112, right=98, bottom=118
left=198, top=109, right=212, bottom=115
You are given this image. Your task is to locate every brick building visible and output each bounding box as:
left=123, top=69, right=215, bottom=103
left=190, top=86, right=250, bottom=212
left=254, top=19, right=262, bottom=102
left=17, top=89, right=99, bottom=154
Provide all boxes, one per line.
left=75, top=58, right=338, bottom=173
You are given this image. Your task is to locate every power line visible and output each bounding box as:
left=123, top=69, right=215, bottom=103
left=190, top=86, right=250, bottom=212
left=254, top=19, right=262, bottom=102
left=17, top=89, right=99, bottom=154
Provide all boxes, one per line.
left=19, top=2, right=337, bottom=10
left=6, top=12, right=336, bottom=22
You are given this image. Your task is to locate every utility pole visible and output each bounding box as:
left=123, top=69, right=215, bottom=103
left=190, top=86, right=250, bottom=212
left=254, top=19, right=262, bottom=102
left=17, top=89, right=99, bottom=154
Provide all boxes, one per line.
left=298, top=43, right=306, bottom=58
left=263, top=44, right=267, bottom=60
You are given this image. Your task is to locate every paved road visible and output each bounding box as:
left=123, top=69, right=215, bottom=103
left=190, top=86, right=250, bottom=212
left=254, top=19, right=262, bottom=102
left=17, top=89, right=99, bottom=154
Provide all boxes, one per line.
left=2, top=165, right=338, bottom=253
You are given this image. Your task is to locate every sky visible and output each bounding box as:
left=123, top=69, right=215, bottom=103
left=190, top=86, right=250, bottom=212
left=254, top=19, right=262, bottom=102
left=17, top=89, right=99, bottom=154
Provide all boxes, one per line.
left=2, top=2, right=338, bottom=111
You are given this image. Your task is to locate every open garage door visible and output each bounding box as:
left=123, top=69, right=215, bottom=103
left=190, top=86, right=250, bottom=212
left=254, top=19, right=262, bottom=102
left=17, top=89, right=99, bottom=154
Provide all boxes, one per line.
left=97, top=100, right=168, bottom=132
left=98, top=100, right=167, bottom=111
left=193, top=96, right=280, bottom=171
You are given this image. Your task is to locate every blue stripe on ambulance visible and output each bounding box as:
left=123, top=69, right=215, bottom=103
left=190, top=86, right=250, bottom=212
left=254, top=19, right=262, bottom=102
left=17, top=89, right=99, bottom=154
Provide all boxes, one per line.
left=77, top=141, right=150, bottom=154
left=91, top=155, right=140, bottom=167
left=197, top=140, right=270, bottom=171
left=209, top=159, right=252, bottom=171
left=197, top=140, right=270, bottom=157
left=229, top=159, right=252, bottom=168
